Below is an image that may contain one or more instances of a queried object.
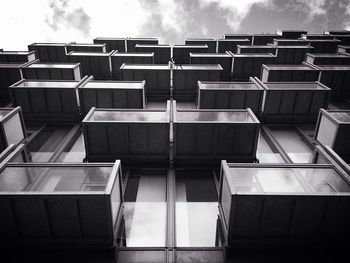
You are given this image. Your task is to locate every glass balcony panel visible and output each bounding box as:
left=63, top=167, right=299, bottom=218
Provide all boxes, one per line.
left=176, top=111, right=254, bottom=122
left=269, top=127, right=313, bottom=163
left=57, top=134, right=86, bottom=162
left=227, top=167, right=350, bottom=193
left=257, top=133, right=285, bottom=163
left=84, top=82, right=144, bottom=89
left=0, top=109, right=12, bottom=119
left=0, top=167, right=41, bottom=191
left=3, top=112, right=24, bottom=145
left=90, top=111, right=168, bottom=122
left=123, top=173, right=166, bottom=247
left=176, top=170, right=219, bottom=247
left=27, top=63, right=77, bottom=69
left=111, top=171, right=121, bottom=223
left=176, top=202, right=219, bottom=247
left=329, top=112, right=350, bottom=122
left=17, top=81, right=77, bottom=88
left=200, top=82, right=260, bottom=90
left=317, top=115, right=337, bottom=147
left=34, top=167, right=111, bottom=192
left=27, top=127, right=72, bottom=162
left=123, top=202, right=166, bottom=247
left=0, top=166, right=112, bottom=192
left=299, top=168, right=350, bottom=193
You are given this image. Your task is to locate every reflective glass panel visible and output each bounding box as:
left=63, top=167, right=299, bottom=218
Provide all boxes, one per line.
left=27, top=127, right=71, bottom=162
left=176, top=170, right=219, bottom=247
left=3, top=112, right=24, bottom=145
left=329, top=112, right=350, bottom=122
left=317, top=115, right=337, bottom=147
left=84, top=82, right=143, bottom=89
left=111, top=171, right=121, bottom=223
left=0, top=166, right=112, bottom=192
left=0, top=167, right=41, bottom=191
left=28, top=63, right=76, bottom=69
left=90, top=111, right=168, bottom=122
left=200, top=82, right=260, bottom=90
left=226, top=167, right=350, bottom=193
left=176, top=111, right=254, bottom=122
left=17, top=81, right=77, bottom=88
left=0, top=109, right=11, bottom=119
left=256, top=133, right=285, bottom=163
left=57, top=134, right=86, bottom=162
left=264, top=83, right=325, bottom=90
left=269, top=127, right=313, bottom=163
left=122, top=171, right=167, bottom=247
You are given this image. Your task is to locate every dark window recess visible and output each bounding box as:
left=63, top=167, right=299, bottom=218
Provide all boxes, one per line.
left=176, top=169, right=218, bottom=202
left=124, top=176, right=140, bottom=202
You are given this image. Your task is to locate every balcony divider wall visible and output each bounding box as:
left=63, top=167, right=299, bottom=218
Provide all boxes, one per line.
left=173, top=45, right=209, bottom=64
left=120, top=64, right=170, bottom=101
left=197, top=78, right=264, bottom=117
left=66, top=43, right=107, bottom=53
left=190, top=52, right=232, bottom=81
left=185, top=38, right=217, bottom=53
left=111, top=53, right=154, bottom=80
left=67, top=51, right=115, bottom=80
left=0, top=60, right=36, bottom=106
left=78, top=77, right=145, bottom=115
left=0, top=107, right=26, bottom=153
left=10, top=79, right=85, bottom=123
left=172, top=64, right=223, bottom=101
left=28, top=43, right=71, bottom=63
left=21, top=60, right=82, bottom=81
left=173, top=102, right=260, bottom=164
left=315, top=109, right=350, bottom=163
left=135, top=44, right=171, bottom=64
left=93, top=37, right=126, bottom=52
left=82, top=106, right=170, bottom=163
left=126, top=38, right=159, bottom=52
left=0, top=51, right=36, bottom=63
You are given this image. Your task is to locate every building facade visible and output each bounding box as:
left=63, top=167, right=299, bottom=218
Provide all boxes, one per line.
left=1, top=30, right=350, bottom=262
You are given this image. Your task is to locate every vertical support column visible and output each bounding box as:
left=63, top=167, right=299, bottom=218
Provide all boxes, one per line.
left=167, top=249, right=175, bottom=263
left=167, top=45, right=176, bottom=252
left=166, top=168, right=176, bottom=248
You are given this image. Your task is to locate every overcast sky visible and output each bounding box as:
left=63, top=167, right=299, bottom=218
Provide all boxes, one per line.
left=1, top=0, right=350, bottom=50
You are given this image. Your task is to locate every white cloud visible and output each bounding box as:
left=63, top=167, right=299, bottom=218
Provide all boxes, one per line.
left=344, top=0, right=350, bottom=29
left=199, top=0, right=273, bottom=30
left=138, top=0, right=186, bottom=43
left=0, top=0, right=349, bottom=50
left=154, top=0, right=184, bottom=34
left=0, top=0, right=271, bottom=50
left=0, top=0, right=154, bottom=50
left=78, top=0, right=150, bottom=38
left=295, top=0, right=327, bottom=20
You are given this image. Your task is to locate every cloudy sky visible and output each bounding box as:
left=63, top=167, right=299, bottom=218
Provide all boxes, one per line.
left=1, top=0, right=350, bottom=50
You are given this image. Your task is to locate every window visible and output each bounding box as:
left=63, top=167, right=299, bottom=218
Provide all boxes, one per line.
left=120, top=169, right=167, bottom=247
left=176, top=169, right=219, bottom=247
left=268, top=126, right=313, bottom=163
left=57, top=133, right=86, bottom=162
left=256, top=132, right=285, bottom=163
left=26, top=127, right=72, bottom=162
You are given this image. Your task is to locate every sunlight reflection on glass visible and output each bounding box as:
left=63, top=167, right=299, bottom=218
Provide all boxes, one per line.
left=176, top=202, right=219, bottom=247
left=123, top=202, right=166, bottom=247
